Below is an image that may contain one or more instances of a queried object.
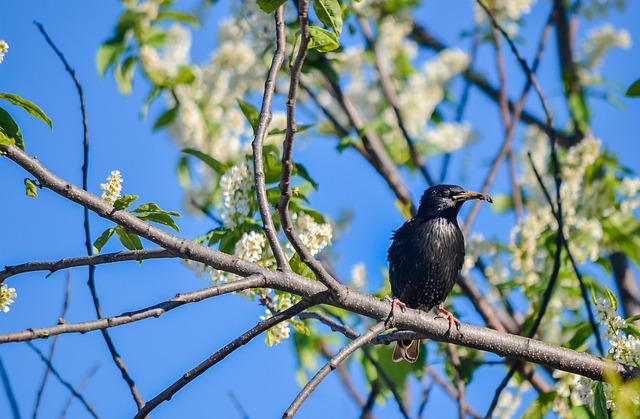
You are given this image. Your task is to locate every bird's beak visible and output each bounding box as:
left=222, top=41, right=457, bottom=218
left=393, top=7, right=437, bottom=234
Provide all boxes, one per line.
left=453, top=190, right=493, bottom=203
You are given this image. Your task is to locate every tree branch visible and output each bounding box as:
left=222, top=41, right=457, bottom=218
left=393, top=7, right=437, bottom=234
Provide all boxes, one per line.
left=0, top=355, right=21, bottom=419
left=0, top=275, right=266, bottom=344
left=283, top=321, right=387, bottom=418
left=359, top=16, right=434, bottom=186
left=1, top=143, right=636, bottom=389
left=134, top=298, right=315, bottom=418
left=0, top=249, right=174, bottom=283
left=252, top=6, right=290, bottom=270
left=277, top=0, right=346, bottom=300
left=27, top=342, right=98, bottom=419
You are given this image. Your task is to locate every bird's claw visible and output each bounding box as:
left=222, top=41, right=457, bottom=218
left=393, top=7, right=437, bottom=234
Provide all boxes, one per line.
left=437, top=306, right=461, bottom=333
left=384, top=295, right=406, bottom=327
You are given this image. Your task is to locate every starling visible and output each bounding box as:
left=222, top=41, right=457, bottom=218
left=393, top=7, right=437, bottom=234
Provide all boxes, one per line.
left=387, top=185, right=492, bottom=363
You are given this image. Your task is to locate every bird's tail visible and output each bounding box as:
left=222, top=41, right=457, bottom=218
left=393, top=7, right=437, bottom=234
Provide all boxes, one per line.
left=392, top=339, right=419, bottom=363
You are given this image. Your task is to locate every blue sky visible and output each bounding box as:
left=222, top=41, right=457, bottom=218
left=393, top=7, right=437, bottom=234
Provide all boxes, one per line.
left=1, top=1, right=640, bottom=418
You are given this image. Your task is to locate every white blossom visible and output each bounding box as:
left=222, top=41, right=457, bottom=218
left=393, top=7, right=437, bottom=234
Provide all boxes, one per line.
left=582, top=24, right=631, bottom=69
left=0, top=284, right=17, bottom=313
left=260, top=309, right=291, bottom=346
left=235, top=231, right=266, bottom=263
left=475, top=0, right=537, bottom=36
left=424, top=122, right=473, bottom=155
left=291, top=213, right=333, bottom=256
left=0, top=40, right=8, bottom=64
left=100, top=170, right=123, bottom=204
left=220, top=162, right=254, bottom=229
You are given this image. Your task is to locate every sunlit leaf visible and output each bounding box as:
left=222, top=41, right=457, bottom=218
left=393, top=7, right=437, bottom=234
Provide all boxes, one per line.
left=182, top=148, right=229, bottom=174
left=256, top=0, right=287, bottom=14
left=313, top=0, right=342, bottom=37
left=237, top=98, right=260, bottom=134
left=115, top=225, right=144, bottom=250
left=0, top=93, right=53, bottom=129
left=24, top=178, right=38, bottom=197
left=93, top=227, right=116, bottom=253
left=0, top=107, right=24, bottom=150
left=307, top=26, right=340, bottom=52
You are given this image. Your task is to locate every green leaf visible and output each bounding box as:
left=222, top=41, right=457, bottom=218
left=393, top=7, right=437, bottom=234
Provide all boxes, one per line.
left=93, top=227, right=116, bottom=253
left=177, top=155, right=190, bottom=188
left=205, top=228, right=228, bottom=246
left=182, top=148, right=229, bottom=174
left=141, top=86, right=162, bottom=120
left=313, top=0, right=342, bottom=37
left=256, top=0, right=287, bottom=14
left=567, top=321, right=594, bottom=350
left=114, top=56, right=137, bottom=95
left=172, top=66, right=195, bottom=85
left=237, top=98, right=260, bottom=134
left=115, top=226, right=144, bottom=251
left=294, top=163, right=319, bottom=190
left=131, top=202, right=181, bottom=217
left=156, top=10, right=199, bottom=26
left=96, top=37, right=126, bottom=77
left=521, top=391, right=557, bottom=419
left=218, top=228, right=241, bottom=254
left=625, top=78, right=640, bottom=97
left=289, top=253, right=312, bottom=278
left=266, top=186, right=281, bottom=205
left=0, top=93, right=53, bottom=129
left=113, top=194, right=139, bottom=210
left=136, top=212, right=180, bottom=232
left=24, top=178, right=38, bottom=197
left=307, top=26, right=340, bottom=52
left=593, top=382, right=608, bottom=419
left=571, top=404, right=596, bottom=419
left=153, top=106, right=179, bottom=130
left=602, top=214, right=640, bottom=267
left=0, top=107, right=24, bottom=150
left=290, top=199, right=326, bottom=223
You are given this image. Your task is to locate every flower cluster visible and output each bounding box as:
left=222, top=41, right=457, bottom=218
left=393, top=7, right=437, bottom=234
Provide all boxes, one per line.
left=100, top=170, right=123, bottom=204
left=474, top=0, right=537, bottom=36
left=0, top=40, right=8, bottom=64
left=581, top=24, right=631, bottom=70
left=0, top=284, right=17, bottom=313
left=619, top=177, right=640, bottom=213
left=219, top=162, right=254, bottom=229
left=261, top=308, right=291, bottom=346
left=291, top=213, right=333, bottom=256
left=235, top=230, right=266, bottom=263
left=424, top=122, right=473, bottom=155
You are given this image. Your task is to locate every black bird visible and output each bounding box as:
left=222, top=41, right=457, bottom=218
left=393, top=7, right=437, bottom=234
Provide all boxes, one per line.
left=387, top=185, right=492, bottom=363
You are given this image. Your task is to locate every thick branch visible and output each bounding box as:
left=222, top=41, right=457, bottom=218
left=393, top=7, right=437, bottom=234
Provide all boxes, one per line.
left=1, top=143, right=636, bottom=386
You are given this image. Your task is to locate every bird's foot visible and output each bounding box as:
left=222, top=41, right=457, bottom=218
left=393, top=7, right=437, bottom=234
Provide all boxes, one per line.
left=437, top=306, right=461, bottom=333
left=384, top=295, right=406, bottom=327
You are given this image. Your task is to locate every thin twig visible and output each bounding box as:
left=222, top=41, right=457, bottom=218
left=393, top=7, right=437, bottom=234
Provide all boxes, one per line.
left=426, top=368, right=482, bottom=419
left=0, top=275, right=266, bottom=344
left=440, top=25, right=480, bottom=183
left=252, top=6, right=291, bottom=270
left=359, top=17, right=434, bottom=186
left=27, top=342, right=98, bottom=418
left=58, top=365, right=100, bottom=419
left=278, top=0, right=346, bottom=300
left=284, top=321, right=387, bottom=418
left=409, top=21, right=576, bottom=147
left=0, top=249, right=174, bottom=282
left=446, top=343, right=467, bottom=419
left=34, top=21, right=144, bottom=410
left=32, top=274, right=72, bottom=418
left=360, top=379, right=381, bottom=419
left=228, top=391, right=250, bottom=419
left=134, top=298, right=315, bottom=418
left=319, top=342, right=366, bottom=408
left=463, top=7, right=555, bottom=235
left=321, top=68, right=416, bottom=214
left=527, top=153, right=604, bottom=355
left=0, top=355, right=21, bottom=419
left=301, top=311, right=411, bottom=418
